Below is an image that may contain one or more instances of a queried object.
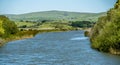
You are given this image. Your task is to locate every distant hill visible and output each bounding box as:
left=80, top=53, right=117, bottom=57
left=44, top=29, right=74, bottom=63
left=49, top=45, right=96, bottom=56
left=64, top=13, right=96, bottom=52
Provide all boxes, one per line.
left=4, top=10, right=106, bottom=22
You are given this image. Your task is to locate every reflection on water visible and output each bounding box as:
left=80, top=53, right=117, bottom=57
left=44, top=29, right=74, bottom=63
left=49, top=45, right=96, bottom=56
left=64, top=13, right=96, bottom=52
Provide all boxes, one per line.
left=0, top=31, right=120, bottom=65
left=70, top=37, right=88, bottom=40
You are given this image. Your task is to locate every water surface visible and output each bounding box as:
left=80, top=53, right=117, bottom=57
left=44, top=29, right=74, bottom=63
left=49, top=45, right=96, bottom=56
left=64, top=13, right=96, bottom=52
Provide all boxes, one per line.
left=0, top=31, right=120, bottom=65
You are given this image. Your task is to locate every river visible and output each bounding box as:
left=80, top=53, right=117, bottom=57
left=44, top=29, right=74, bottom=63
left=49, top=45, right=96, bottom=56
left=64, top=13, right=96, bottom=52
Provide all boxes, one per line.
left=0, top=31, right=120, bottom=65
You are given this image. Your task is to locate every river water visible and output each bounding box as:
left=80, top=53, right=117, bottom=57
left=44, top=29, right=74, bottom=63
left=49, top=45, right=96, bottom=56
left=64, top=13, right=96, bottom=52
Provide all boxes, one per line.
left=0, top=31, right=120, bottom=65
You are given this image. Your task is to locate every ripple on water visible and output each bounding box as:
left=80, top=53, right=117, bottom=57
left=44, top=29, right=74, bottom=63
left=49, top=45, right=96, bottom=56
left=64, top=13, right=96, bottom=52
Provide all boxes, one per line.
left=70, top=37, right=89, bottom=40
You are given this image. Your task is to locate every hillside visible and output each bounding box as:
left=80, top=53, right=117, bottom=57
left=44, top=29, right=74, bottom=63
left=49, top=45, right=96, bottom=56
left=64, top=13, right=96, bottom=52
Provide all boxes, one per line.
left=90, top=0, right=120, bottom=54
left=4, top=10, right=106, bottom=22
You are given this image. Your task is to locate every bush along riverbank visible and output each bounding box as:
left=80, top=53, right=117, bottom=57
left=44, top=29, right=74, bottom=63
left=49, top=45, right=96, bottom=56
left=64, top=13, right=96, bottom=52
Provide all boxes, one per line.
left=0, top=15, right=40, bottom=47
left=0, top=29, right=75, bottom=47
left=0, top=28, right=77, bottom=47
left=0, top=15, right=18, bottom=47
left=90, top=0, right=120, bottom=55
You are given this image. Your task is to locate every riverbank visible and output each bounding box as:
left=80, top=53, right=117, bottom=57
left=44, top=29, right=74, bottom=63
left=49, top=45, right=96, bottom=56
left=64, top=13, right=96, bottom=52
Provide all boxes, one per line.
left=109, top=48, right=120, bottom=55
left=83, top=28, right=120, bottom=55
left=0, top=28, right=78, bottom=47
left=0, top=31, right=38, bottom=47
left=88, top=0, right=120, bottom=55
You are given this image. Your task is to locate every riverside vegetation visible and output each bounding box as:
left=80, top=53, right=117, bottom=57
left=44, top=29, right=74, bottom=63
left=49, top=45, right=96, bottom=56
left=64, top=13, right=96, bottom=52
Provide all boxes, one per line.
left=0, top=15, right=40, bottom=46
left=90, top=0, right=120, bottom=55
left=0, top=12, right=97, bottom=47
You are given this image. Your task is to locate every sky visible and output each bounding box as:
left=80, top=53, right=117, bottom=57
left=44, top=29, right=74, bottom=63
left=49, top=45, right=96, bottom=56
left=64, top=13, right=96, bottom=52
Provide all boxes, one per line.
left=0, top=0, right=117, bottom=14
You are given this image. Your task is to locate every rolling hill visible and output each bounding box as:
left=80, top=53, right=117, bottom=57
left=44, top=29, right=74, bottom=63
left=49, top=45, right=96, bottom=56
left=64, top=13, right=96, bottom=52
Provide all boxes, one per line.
left=4, top=10, right=106, bottom=22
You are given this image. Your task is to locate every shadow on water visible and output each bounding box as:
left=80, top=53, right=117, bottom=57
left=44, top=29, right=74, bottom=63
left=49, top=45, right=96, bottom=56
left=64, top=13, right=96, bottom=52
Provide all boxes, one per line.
left=0, top=31, right=120, bottom=65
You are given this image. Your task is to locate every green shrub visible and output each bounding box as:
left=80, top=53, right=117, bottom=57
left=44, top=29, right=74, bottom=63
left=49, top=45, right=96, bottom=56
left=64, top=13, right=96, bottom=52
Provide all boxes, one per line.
left=0, top=15, right=18, bottom=38
left=90, top=0, right=120, bottom=53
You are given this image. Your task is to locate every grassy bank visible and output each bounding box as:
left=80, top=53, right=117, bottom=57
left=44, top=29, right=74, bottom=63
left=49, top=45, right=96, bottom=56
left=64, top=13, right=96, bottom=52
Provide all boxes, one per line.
left=0, top=30, right=38, bottom=47
left=0, top=28, right=78, bottom=47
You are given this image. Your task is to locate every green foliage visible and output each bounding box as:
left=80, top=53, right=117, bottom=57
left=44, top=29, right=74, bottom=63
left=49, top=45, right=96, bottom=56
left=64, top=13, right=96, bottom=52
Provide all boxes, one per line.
left=90, top=0, right=120, bottom=52
left=3, top=20, right=18, bottom=34
left=84, top=31, right=89, bottom=37
left=0, top=20, right=4, bottom=36
left=71, top=21, right=95, bottom=28
left=114, top=0, right=120, bottom=9
left=0, top=15, right=18, bottom=38
left=0, top=15, right=9, bottom=36
left=91, top=21, right=120, bottom=52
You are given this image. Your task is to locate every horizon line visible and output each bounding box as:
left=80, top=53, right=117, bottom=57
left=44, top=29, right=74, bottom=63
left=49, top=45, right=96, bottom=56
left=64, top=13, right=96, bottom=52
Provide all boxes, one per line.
left=0, top=10, right=107, bottom=15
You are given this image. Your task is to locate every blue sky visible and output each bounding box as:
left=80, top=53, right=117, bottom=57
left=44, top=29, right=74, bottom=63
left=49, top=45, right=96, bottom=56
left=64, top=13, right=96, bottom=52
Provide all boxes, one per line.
left=0, top=0, right=117, bottom=14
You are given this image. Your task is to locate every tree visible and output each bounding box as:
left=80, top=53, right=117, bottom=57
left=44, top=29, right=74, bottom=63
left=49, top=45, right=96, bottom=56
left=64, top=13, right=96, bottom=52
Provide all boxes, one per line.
left=3, top=20, right=18, bottom=34
left=0, top=20, right=5, bottom=36
left=19, top=25, right=27, bottom=28
left=71, top=21, right=92, bottom=28
left=0, top=15, right=18, bottom=37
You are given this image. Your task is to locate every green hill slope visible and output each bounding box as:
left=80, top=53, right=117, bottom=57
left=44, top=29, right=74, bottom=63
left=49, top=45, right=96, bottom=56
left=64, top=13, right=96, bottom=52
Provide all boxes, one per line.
left=5, top=10, right=106, bottom=22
